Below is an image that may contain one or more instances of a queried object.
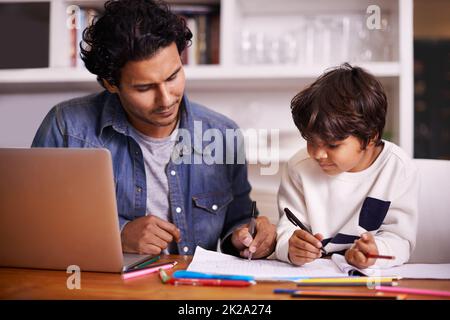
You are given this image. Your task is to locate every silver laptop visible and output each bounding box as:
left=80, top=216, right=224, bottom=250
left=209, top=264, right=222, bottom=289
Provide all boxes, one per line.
left=0, top=148, right=152, bottom=273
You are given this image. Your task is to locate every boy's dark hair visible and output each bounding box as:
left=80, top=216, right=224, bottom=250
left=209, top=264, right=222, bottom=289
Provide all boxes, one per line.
left=81, top=0, right=192, bottom=88
left=291, top=63, right=387, bottom=149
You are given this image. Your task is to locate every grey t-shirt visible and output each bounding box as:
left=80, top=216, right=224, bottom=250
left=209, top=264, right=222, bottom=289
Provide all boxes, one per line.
left=130, top=124, right=179, bottom=253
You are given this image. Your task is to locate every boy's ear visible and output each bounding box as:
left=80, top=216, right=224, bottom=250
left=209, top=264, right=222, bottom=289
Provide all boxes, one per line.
left=103, top=79, right=119, bottom=94
left=366, top=133, right=380, bottom=149
left=370, top=133, right=380, bottom=144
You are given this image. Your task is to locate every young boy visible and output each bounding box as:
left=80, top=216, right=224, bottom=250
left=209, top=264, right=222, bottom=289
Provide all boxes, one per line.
left=275, top=63, right=419, bottom=269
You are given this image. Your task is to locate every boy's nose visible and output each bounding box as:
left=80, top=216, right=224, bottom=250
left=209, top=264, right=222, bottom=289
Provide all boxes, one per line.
left=314, top=148, right=328, bottom=160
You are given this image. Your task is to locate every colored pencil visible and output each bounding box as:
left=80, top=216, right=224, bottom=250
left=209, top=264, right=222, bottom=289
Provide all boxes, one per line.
left=172, top=270, right=254, bottom=281
left=296, top=281, right=397, bottom=287
left=122, top=261, right=177, bottom=280
left=130, top=255, right=161, bottom=270
left=295, top=277, right=398, bottom=284
left=375, top=285, right=450, bottom=298
left=167, top=278, right=254, bottom=287
left=291, top=289, right=406, bottom=300
left=365, top=253, right=396, bottom=260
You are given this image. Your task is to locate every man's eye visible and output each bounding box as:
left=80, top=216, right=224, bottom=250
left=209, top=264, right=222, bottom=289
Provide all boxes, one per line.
left=328, top=144, right=339, bottom=149
left=167, top=74, right=177, bottom=81
left=136, top=86, right=153, bottom=92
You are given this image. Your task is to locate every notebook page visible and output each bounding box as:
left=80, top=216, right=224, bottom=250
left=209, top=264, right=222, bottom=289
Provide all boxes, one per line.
left=187, top=246, right=346, bottom=280
left=331, top=253, right=450, bottom=279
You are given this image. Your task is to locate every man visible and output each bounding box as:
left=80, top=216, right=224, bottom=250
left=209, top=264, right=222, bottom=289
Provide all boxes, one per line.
left=32, top=0, right=276, bottom=258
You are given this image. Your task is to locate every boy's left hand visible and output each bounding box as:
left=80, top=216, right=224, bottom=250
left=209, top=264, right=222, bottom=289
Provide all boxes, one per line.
left=345, top=232, right=378, bottom=269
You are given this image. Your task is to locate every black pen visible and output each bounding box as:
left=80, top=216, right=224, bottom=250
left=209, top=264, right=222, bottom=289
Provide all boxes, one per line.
left=283, top=207, right=327, bottom=254
left=247, top=201, right=257, bottom=261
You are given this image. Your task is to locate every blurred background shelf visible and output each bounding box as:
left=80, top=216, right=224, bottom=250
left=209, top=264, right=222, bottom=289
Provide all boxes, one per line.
left=0, top=62, right=401, bottom=84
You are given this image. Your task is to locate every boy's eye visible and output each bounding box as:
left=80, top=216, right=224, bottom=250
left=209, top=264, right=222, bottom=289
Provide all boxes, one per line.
left=328, top=144, right=339, bottom=149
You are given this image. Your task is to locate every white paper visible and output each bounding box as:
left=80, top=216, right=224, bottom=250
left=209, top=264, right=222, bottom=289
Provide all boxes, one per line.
left=332, top=253, right=450, bottom=279
left=188, top=246, right=450, bottom=280
left=187, top=246, right=345, bottom=280
left=331, top=254, right=378, bottom=276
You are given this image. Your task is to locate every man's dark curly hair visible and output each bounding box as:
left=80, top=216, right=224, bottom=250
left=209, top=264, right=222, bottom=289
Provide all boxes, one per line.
left=291, top=63, right=387, bottom=150
left=81, top=0, right=192, bottom=88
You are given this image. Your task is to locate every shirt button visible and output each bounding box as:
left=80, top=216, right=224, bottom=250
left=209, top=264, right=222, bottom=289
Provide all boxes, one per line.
left=183, top=246, right=189, bottom=253
left=136, top=187, right=142, bottom=193
left=176, top=207, right=182, bottom=213
left=135, top=151, right=139, bottom=155
left=212, top=204, right=218, bottom=211
left=170, top=170, right=176, bottom=176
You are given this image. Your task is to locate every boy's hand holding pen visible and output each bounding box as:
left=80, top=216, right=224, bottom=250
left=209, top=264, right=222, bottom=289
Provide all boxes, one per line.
left=284, top=208, right=326, bottom=266
left=284, top=208, right=395, bottom=268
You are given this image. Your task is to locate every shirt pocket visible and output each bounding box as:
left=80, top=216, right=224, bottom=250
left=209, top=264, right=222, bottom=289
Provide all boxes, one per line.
left=192, top=192, right=233, bottom=214
left=191, top=191, right=234, bottom=249
left=358, top=197, right=391, bottom=231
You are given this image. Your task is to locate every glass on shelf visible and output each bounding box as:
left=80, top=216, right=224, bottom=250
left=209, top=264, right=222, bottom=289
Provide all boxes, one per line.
left=237, top=12, right=394, bottom=66
left=370, top=15, right=393, bottom=61
left=238, top=29, right=301, bottom=65
left=239, top=29, right=253, bottom=65
left=279, top=31, right=300, bottom=64
left=347, top=14, right=372, bottom=62
left=347, top=13, right=393, bottom=63
left=301, top=15, right=347, bottom=66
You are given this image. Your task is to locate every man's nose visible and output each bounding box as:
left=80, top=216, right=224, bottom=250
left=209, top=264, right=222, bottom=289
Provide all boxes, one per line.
left=156, top=83, right=171, bottom=107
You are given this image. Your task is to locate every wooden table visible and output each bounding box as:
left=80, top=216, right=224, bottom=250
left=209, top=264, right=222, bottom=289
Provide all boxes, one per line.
left=1, top=255, right=450, bottom=300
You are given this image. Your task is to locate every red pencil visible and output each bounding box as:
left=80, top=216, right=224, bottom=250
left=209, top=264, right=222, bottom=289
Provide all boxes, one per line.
left=365, top=253, right=395, bottom=260
left=167, top=278, right=254, bottom=287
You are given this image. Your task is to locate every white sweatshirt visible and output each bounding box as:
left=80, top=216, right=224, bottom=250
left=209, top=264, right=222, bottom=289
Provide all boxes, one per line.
left=275, top=141, right=419, bottom=268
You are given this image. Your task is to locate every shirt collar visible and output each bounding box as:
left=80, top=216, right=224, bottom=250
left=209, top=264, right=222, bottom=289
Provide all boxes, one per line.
left=99, top=91, right=129, bottom=137
left=176, top=95, right=204, bottom=156
left=99, top=91, right=198, bottom=151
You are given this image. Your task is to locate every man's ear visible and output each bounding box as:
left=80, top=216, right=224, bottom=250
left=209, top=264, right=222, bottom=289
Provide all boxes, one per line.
left=103, top=79, right=119, bottom=94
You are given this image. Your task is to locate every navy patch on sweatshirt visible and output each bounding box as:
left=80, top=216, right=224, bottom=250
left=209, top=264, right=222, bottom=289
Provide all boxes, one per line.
left=327, top=233, right=360, bottom=244
left=358, top=197, right=391, bottom=231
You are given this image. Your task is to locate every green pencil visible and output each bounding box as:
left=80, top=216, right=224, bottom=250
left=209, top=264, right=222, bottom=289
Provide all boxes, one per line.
left=132, top=255, right=160, bottom=270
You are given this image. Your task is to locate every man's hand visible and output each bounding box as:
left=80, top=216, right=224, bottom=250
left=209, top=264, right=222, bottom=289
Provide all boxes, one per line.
left=345, top=232, right=378, bottom=269
left=121, top=215, right=181, bottom=255
left=231, top=216, right=276, bottom=259
left=288, top=230, right=324, bottom=266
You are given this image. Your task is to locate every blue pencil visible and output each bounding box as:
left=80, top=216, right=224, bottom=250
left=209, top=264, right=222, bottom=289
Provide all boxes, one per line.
left=173, top=270, right=254, bottom=281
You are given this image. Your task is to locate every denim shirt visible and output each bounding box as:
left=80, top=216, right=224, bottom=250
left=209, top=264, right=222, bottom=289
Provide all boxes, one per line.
left=32, top=90, right=254, bottom=255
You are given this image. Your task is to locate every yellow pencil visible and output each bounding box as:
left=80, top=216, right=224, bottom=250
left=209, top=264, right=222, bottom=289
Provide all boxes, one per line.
left=296, top=277, right=399, bottom=284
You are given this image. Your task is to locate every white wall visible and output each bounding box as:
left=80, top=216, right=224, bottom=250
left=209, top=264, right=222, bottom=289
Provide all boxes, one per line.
left=0, top=90, right=96, bottom=147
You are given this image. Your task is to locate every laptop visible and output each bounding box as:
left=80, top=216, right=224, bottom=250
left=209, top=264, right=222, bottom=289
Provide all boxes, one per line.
left=0, top=148, right=152, bottom=273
